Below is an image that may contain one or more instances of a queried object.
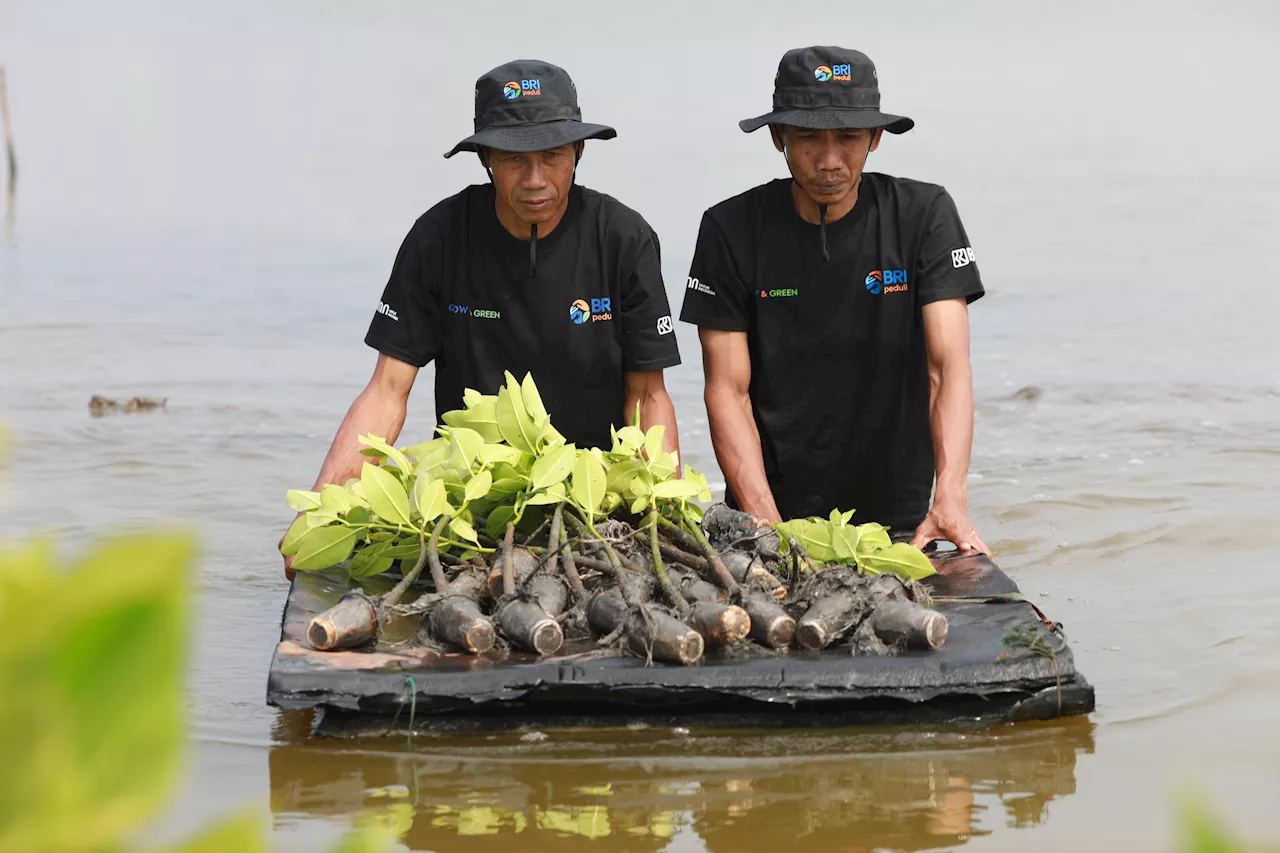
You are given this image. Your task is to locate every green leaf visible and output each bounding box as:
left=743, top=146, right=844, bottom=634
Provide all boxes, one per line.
left=345, top=505, right=372, bottom=527
left=542, top=422, right=568, bottom=448
left=476, top=442, right=524, bottom=469
left=1175, top=796, right=1252, bottom=853
left=360, top=462, right=411, bottom=526
left=403, top=437, right=451, bottom=471
left=649, top=450, right=679, bottom=481
left=628, top=475, right=651, bottom=496
left=486, top=505, right=517, bottom=539
left=0, top=534, right=192, bottom=853
left=652, top=479, right=703, bottom=500
left=607, top=458, right=646, bottom=493
left=381, top=538, right=428, bottom=560
left=291, top=525, right=359, bottom=571
left=279, top=514, right=310, bottom=555
left=357, top=434, right=414, bottom=473
left=441, top=401, right=504, bottom=443
left=462, top=387, right=495, bottom=408
left=775, top=518, right=839, bottom=564
left=612, top=425, right=645, bottom=456
left=524, top=482, right=567, bottom=506
left=449, top=516, right=479, bottom=544
left=447, top=427, right=485, bottom=472
left=496, top=384, right=538, bottom=454
left=630, top=494, right=650, bottom=515
left=829, top=508, right=844, bottom=525
left=440, top=468, right=465, bottom=493
left=350, top=542, right=396, bottom=579
left=855, top=522, right=892, bottom=553
left=530, top=444, right=577, bottom=491
left=643, top=424, right=665, bottom=461
left=489, top=477, right=526, bottom=498
left=842, top=508, right=856, bottom=524
left=683, top=467, right=712, bottom=502
left=411, top=477, right=448, bottom=522
left=855, top=542, right=938, bottom=581
left=464, top=469, right=493, bottom=503
left=304, top=508, right=341, bottom=528
left=831, top=523, right=862, bottom=561
left=286, top=489, right=323, bottom=512
left=320, top=484, right=352, bottom=513
left=542, top=422, right=567, bottom=448
left=570, top=451, right=607, bottom=516
left=521, top=372, right=550, bottom=429
left=490, top=461, right=524, bottom=481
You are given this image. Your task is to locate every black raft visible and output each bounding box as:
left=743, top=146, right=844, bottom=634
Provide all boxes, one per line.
left=267, top=548, right=1094, bottom=737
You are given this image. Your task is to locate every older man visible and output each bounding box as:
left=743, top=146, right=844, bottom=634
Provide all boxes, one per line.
left=680, top=46, right=989, bottom=555
left=282, top=60, right=681, bottom=575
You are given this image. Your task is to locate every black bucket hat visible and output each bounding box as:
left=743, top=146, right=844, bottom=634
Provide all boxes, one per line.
left=740, top=46, right=914, bottom=135
left=444, top=60, right=617, bottom=159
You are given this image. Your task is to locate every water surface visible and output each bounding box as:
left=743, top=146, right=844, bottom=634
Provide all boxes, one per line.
left=2, top=2, right=1278, bottom=850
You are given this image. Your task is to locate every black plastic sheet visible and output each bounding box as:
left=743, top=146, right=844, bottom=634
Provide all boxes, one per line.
left=267, top=551, right=1093, bottom=734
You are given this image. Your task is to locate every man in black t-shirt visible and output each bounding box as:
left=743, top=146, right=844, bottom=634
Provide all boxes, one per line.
left=680, top=46, right=990, bottom=556
left=281, top=60, right=681, bottom=576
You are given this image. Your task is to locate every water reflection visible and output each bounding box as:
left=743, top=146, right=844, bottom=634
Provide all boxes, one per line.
left=269, top=712, right=1093, bottom=851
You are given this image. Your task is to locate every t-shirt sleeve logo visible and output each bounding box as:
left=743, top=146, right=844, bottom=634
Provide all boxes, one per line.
left=686, top=276, right=717, bottom=297
left=656, top=315, right=673, bottom=335
left=951, top=247, right=976, bottom=269
left=377, top=301, right=399, bottom=321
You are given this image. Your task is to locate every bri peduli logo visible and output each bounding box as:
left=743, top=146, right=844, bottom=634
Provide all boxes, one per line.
left=503, top=79, right=542, bottom=100
left=570, top=297, right=612, bottom=324
left=865, top=270, right=909, bottom=295
left=814, top=63, right=852, bottom=82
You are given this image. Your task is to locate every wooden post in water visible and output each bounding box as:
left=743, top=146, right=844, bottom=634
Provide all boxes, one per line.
left=0, top=65, right=15, bottom=188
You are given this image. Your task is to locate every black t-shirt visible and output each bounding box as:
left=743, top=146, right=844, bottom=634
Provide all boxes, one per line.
left=679, top=173, right=983, bottom=530
left=366, top=184, right=681, bottom=449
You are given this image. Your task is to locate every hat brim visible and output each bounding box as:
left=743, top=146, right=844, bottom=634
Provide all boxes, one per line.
left=444, top=120, right=617, bottom=158
left=739, top=108, right=914, bottom=135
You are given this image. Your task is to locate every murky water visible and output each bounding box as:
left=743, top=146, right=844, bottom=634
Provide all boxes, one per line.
left=3, top=1, right=1279, bottom=850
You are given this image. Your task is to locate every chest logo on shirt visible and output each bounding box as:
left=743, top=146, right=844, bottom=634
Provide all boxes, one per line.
left=758, top=288, right=799, bottom=299
left=448, top=303, right=502, bottom=320
left=570, top=298, right=613, bottom=325
left=864, top=269, right=909, bottom=295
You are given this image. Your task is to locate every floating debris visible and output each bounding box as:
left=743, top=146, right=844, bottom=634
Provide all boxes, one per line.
left=88, top=395, right=167, bottom=416
left=1011, top=386, right=1043, bottom=402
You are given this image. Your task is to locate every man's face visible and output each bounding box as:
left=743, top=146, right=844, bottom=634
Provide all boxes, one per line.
left=772, top=126, right=883, bottom=205
left=484, top=143, right=579, bottom=225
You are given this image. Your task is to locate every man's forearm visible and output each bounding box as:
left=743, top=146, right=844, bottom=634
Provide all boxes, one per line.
left=929, top=363, right=974, bottom=507
left=705, top=386, right=781, bottom=522
left=311, top=386, right=410, bottom=490
left=626, top=386, right=681, bottom=457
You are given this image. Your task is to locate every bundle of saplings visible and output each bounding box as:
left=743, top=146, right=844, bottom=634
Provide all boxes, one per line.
left=281, top=372, right=947, bottom=666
